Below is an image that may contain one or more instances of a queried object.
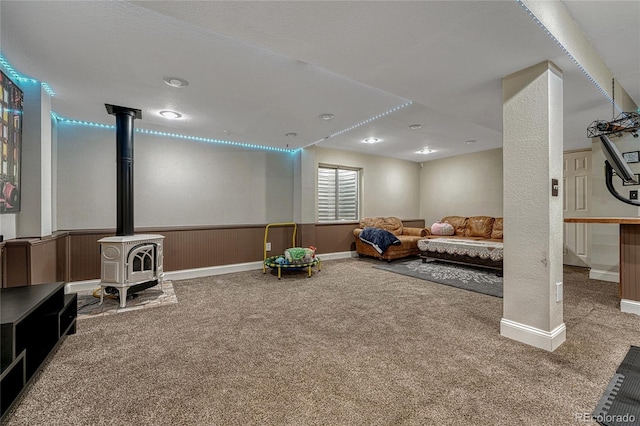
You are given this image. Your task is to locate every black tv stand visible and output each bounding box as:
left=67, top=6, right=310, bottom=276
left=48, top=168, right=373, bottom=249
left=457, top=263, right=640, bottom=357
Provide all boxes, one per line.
left=1, top=282, right=77, bottom=419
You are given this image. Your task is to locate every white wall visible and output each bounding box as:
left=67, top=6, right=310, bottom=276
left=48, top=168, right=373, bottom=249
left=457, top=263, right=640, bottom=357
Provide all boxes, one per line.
left=56, top=127, right=422, bottom=230
left=419, top=148, right=503, bottom=226
left=315, top=147, right=421, bottom=220
left=56, top=123, right=295, bottom=229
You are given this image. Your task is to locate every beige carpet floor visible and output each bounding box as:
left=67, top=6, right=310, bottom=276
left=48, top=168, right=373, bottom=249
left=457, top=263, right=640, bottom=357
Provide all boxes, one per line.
left=3, top=258, right=639, bottom=426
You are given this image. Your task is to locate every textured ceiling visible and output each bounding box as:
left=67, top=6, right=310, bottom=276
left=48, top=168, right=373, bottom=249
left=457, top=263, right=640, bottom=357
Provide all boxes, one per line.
left=0, top=1, right=637, bottom=162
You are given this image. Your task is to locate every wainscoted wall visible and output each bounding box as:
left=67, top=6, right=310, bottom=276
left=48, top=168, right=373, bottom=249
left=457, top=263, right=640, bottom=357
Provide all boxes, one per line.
left=2, top=219, right=424, bottom=284
left=63, top=225, right=297, bottom=282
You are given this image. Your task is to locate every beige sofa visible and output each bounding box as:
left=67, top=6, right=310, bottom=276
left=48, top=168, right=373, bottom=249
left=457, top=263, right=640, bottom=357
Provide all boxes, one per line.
left=353, top=217, right=428, bottom=261
left=419, top=215, right=503, bottom=270
left=422, top=215, right=503, bottom=242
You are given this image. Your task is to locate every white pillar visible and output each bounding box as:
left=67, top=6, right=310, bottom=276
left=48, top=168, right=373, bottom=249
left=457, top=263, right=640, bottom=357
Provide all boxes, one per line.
left=293, top=146, right=317, bottom=225
left=17, top=83, right=52, bottom=237
left=500, top=61, right=565, bottom=351
left=292, top=146, right=318, bottom=247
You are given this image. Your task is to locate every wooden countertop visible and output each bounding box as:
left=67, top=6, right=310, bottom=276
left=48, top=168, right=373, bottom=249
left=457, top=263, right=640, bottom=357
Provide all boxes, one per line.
left=564, top=217, right=640, bottom=224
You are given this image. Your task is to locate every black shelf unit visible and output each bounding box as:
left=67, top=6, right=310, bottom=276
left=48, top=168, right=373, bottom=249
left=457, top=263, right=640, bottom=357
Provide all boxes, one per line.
left=1, top=282, right=77, bottom=419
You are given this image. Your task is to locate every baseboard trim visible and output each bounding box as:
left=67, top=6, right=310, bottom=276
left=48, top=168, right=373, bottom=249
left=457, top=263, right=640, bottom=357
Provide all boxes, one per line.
left=316, top=251, right=357, bottom=261
left=589, top=269, right=619, bottom=283
left=165, top=261, right=265, bottom=281
left=500, top=318, right=566, bottom=352
left=65, top=280, right=101, bottom=294
left=621, top=299, right=640, bottom=316
left=65, top=251, right=356, bottom=293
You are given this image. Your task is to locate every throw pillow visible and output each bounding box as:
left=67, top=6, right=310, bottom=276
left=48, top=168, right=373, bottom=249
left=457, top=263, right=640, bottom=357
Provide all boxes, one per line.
left=431, top=221, right=454, bottom=236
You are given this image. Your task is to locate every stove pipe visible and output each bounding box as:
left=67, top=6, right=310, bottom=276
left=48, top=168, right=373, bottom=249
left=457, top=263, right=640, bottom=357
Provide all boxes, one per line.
left=106, top=104, right=142, bottom=236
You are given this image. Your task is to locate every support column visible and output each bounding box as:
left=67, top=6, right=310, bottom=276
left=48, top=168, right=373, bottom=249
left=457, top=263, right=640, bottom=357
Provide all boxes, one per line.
left=293, top=146, right=318, bottom=247
left=17, top=83, right=52, bottom=238
left=501, top=61, right=565, bottom=351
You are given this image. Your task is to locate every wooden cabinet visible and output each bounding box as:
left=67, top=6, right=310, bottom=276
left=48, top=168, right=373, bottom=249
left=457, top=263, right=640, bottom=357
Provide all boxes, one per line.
left=2, top=236, right=66, bottom=288
left=1, top=282, right=77, bottom=419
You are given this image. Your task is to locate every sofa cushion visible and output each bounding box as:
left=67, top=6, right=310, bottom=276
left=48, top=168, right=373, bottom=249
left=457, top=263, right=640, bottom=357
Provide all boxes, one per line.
left=491, top=217, right=503, bottom=239
left=465, top=216, right=495, bottom=239
left=440, top=216, right=468, bottom=236
left=359, top=216, right=403, bottom=236
left=430, top=221, right=455, bottom=236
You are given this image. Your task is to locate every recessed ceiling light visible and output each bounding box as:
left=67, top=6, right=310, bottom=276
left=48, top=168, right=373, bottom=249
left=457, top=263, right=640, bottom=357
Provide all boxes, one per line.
left=319, top=113, right=335, bottom=120
left=408, top=124, right=422, bottom=130
left=363, top=137, right=381, bottom=144
left=415, top=148, right=434, bottom=154
left=159, top=110, right=182, bottom=119
left=465, top=139, right=477, bottom=144
left=163, top=77, right=189, bottom=88
left=285, top=132, right=297, bottom=137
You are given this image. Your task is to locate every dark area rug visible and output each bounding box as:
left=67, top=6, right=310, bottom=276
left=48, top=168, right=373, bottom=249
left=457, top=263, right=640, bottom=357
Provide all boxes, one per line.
left=374, top=258, right=503, bottom=297
left=593, top=345, right=640, bottom=425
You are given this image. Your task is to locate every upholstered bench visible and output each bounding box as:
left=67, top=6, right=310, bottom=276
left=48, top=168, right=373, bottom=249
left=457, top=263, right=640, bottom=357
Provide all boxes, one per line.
left=418, top=238, right=503, bottom=271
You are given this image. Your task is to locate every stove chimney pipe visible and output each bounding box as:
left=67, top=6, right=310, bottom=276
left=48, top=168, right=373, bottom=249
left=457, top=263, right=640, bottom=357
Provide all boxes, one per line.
left=106, top=104, right=142, bottom=236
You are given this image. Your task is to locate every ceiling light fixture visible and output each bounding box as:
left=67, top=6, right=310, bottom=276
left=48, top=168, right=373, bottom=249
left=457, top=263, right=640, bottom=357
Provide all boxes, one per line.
left=319, top=113, right=335, bottom=120
left=416, top=148, right=434, bottom=154
left=159, top=110, right=182, bottom=119
left=408, top=124, right=422, bottom=130
left=363, top=137, right=381, bottom=144
left=285, top=132, right=297, bottom=137
left=465, top=139, right=477, bottom=144
left=163, top=77, right=189, bottom=88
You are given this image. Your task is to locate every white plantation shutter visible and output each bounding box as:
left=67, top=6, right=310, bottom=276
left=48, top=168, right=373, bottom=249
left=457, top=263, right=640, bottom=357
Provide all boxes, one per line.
left=318, top=166, right=359, bottom=221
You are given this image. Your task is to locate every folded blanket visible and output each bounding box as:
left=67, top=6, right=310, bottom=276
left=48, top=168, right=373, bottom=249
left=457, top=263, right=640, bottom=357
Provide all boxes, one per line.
left=359, top=227, right=401, bottom=254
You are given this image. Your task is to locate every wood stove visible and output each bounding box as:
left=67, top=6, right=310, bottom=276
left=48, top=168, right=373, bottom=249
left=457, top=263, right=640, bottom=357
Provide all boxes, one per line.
left=98, top=234, right=164, bottom=308
left=98, top=104, right=164, bottom=308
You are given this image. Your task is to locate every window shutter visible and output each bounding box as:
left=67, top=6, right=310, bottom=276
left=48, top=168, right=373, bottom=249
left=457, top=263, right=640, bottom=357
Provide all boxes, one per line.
left=337, top=168, right=357, bottom=220
left=318, top=167, right=358, bottom=221
left=318, top=167, right=336, bottom=221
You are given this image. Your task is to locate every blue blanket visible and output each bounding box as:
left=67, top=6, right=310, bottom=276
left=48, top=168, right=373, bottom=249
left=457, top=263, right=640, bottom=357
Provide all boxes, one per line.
left=359, top=227, right=401, bottom=254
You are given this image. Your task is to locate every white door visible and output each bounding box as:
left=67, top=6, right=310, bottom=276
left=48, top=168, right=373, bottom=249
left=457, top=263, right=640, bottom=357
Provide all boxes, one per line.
left=563, top=150, right=591, bottom=267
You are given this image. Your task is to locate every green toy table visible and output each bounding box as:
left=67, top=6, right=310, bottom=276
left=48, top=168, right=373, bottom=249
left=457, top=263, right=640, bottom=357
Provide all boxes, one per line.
left=264, top=255, right=321, bottom=279
left=262, top=222, right=321, bottom=279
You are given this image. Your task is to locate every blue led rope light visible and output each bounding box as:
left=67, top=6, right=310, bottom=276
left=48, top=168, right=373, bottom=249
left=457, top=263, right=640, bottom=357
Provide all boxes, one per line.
left=310, top=101, right=414, bottom=146
left=515, top=0, right=622, bottom=114
left=0, top=52, right=56, bottom=96
left=51, top=112, right=116, bottom=129
left=136, top=128, right=296, bottom=153
left=51, top=112, right=297, bottom=153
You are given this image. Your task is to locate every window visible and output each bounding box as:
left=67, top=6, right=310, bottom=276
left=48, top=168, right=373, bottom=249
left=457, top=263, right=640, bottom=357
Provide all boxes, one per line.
left=318, top=166, right=359, bottom=221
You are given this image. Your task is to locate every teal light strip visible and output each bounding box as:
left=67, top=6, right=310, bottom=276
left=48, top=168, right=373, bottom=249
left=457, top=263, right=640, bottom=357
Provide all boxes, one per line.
left=52, top=112, right=297, bottom=154
left=0, top=52, right=56, bottom=96
left=310, top=101, right=414, bottom=146
left=515, top=0, right=622, bottom=114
